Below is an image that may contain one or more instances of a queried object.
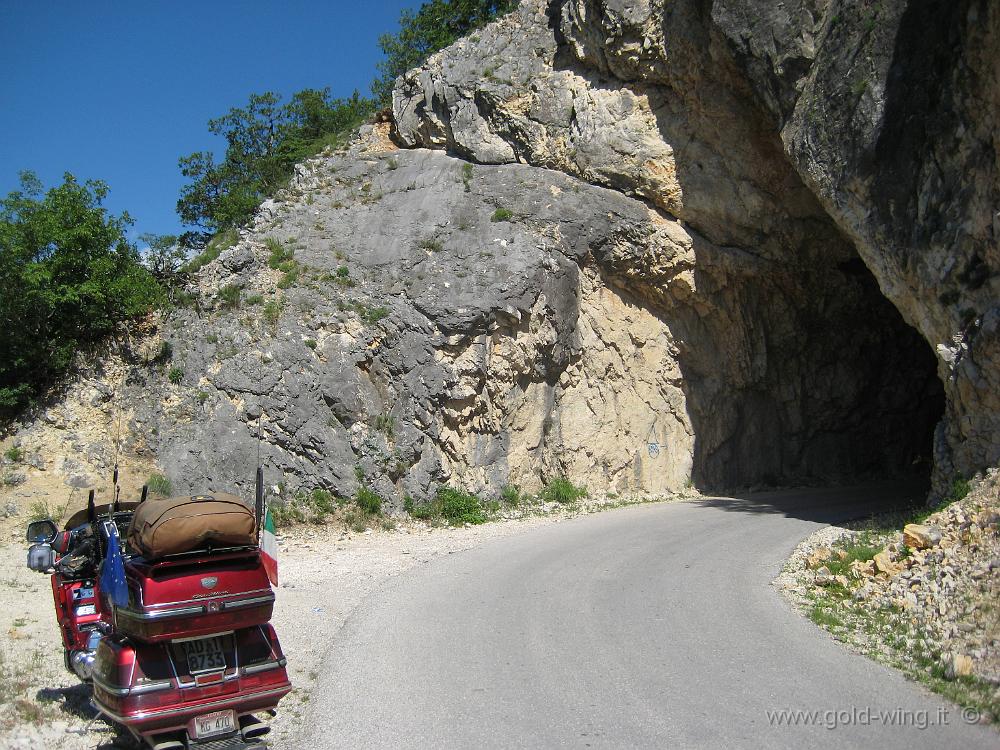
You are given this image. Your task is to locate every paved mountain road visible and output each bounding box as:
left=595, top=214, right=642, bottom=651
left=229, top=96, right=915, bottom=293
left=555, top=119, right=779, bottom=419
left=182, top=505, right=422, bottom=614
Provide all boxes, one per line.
left=294, top=485, right=998, bottom=749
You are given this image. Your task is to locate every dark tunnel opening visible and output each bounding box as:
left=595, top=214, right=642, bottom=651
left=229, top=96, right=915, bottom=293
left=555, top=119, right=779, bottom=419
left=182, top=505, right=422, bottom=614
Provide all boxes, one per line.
left=684, top=247, right=946, bottom=493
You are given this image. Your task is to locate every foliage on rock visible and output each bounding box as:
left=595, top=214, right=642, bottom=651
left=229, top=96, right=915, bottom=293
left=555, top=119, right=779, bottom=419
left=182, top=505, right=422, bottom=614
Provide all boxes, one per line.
left=0, top=172, right=161, bottom=416
left=177, top=90, right=374, bottom=239
left=779, top=470, right=1000, bottom=723
left=372, top=0, right=519, bottom=105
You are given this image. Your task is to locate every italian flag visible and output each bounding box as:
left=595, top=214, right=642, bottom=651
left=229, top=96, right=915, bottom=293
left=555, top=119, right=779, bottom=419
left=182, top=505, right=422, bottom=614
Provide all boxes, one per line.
left=260, top=506, right=278, bottom=587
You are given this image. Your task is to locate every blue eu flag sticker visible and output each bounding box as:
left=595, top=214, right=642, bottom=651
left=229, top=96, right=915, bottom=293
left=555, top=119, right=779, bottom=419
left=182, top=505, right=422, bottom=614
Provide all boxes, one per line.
left=100, top=522, right=129, bottom=608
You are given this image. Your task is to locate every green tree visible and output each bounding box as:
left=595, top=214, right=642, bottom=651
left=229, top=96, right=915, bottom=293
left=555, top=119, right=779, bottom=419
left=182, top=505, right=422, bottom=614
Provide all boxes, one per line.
left=139, top=233, right=185, bottom=283
left=372, top=0, right=518, bottom=104
left=0, top=172, right=160, bottom=415
left=177, top=89, right=374, bottom=239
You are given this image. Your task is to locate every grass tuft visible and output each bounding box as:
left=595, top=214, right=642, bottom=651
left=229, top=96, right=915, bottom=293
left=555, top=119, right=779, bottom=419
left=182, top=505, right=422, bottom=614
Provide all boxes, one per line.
left=147, top=474, right=172, bottom=497
left=539, top=477, right=587, bottom=505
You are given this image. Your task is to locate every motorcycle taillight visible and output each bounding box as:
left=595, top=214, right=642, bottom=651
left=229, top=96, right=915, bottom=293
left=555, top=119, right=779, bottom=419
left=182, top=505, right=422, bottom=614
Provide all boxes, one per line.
left=126, top=687, right=183, bottom=713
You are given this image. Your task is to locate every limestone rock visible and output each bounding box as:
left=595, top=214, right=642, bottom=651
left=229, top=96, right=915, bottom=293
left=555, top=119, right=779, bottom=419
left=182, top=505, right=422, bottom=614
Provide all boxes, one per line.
left=943, top=652, right=974, bottom=680
left=849, top=559, right=875, bottom=579
left=806, top=546, right=833, bottom=569
left=903, top=523, right=943, bottom=550
left=392, top=0, right=999, bottom=496
left=873, top=550, right=902, bottom=577
left=9, top=0, right=1000, bottom=514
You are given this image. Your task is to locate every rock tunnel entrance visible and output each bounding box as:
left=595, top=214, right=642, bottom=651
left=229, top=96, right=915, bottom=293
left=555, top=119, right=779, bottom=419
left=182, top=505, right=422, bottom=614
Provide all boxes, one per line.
left=683, top=251, right=945, bottom=492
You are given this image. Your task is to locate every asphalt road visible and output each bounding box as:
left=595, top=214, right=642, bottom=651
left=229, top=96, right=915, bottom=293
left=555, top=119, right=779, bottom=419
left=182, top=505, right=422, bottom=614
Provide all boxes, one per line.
left=296, top=484, right=998, bottom=749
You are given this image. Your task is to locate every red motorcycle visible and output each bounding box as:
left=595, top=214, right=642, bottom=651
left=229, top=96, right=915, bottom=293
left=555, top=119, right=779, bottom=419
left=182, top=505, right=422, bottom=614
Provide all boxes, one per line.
left=26, top=470, right=291, bottom=749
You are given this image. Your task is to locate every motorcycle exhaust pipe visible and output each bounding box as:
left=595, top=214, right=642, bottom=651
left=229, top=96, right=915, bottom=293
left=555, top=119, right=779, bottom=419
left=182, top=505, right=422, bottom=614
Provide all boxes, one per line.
left=70, top=650, right=96, bottom=680
left=240, top=714, right=270, bottom=740
left=70, top=632, right=103, bottom=680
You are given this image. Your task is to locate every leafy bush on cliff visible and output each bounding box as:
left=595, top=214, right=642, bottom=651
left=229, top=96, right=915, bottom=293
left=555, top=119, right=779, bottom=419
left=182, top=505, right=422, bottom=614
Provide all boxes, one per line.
left=177, top=1, right=515, bottom=243
left=0, top=172, right=161, bottom=416
left=410, top=486, right=486, bottom=525
left=177, top=89, right=374, bottom=238
left=373, top=0, right=519, bottom=105
left=540, top=477, right=588, bottom=505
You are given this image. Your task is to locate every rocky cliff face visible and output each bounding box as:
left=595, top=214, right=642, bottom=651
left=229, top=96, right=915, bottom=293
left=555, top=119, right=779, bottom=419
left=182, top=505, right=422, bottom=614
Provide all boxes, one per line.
left=393, top=0, right=997, bottom=494
left=7, top=0, right=995, bottom=508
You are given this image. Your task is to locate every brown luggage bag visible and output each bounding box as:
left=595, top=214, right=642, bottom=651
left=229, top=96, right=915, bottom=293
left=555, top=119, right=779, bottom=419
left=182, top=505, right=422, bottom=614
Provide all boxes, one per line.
left=127, top=493, right=256, bottom=558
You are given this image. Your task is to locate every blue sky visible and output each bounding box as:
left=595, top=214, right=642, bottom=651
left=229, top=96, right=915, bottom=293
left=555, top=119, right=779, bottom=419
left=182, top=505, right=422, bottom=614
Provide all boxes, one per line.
left=0, top=1, right=419, bottom=243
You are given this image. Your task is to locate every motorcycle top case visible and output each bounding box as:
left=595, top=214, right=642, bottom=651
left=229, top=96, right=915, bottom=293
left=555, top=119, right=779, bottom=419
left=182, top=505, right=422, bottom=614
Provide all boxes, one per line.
left=116, top=549, right=275, bottom=643
left=126, top=494, right=255, bottom=559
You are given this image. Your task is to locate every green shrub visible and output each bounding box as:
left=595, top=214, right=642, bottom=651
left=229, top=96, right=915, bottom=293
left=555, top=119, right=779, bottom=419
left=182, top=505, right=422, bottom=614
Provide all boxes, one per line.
left=286, top=488, right=339, bottom=524
left=277, top=265, right=300, bottom=289
left=173, top=290, right=199, bottom=308
left=2, top=471, right=25, bottom=487
left=355, top=304, right=389, bottom=324
left=418, top=238, right=442, bottom=252
left=490, top=207, right=513, bottom=222
left=158, top=340, right=174, bottom=361
left=263, top=299, right=283, bottom=327
left=217, top=283, right=242, bottom=308
left=28, top=501, right=52, bottom=522
left=4, top=446, right=23, bottom=463
left=304, top=339, right=317, bottom=350
left=373, top=413, right=395, bottom=437
left=461, top=162, right=474, bottom=191
left=266, top=237, right=294, bottom=268
left=178, top=90, right=374, bottom=235
left=410, top=502, right=436, bottom=520
left=270, top=496, right=304, bottom=528
left=147, top=474, right=172, bottom=497
left=185, top=229, right=237, bottom=273
left=336, top=265, right=350, bottom=278
left=0, top=173, right=162, bottom=416
left=167, top=366, right=184, bottom=384
left=312, top=490, right=336, bottom=516
left=540, top=477, right=587, bottom=504
left=245, top=294, right=264, bottom=306
left=500, top=484, right=521, bottom=507
left=947, top=477, right=971, bottom=503
left=356, top=487, right=383, bottom=515
left=437, top=486, right=486, bottom=525
left=824, top=538, right=882, bottom=577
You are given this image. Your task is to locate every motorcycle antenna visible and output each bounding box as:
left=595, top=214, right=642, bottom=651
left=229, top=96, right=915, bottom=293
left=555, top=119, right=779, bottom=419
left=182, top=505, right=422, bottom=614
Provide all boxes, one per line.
left=109, top=333, right=129, bottom=513
left=255, top=466, right=265, bottom=544
left=254, top=348, right=266, bottom=539
left=87, top=489, right=96, bottom=524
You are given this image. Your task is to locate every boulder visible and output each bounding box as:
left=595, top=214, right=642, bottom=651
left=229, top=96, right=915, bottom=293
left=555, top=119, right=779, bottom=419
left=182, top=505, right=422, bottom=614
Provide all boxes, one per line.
left=942, top=652, right=974, bottom=680
left=806, top=546, right=833, bottom=569
left=873, top=550, right=902, bottom=576
left=849, top=559, right=875, bottom=579
left=902, top=523, right=943, bottom=550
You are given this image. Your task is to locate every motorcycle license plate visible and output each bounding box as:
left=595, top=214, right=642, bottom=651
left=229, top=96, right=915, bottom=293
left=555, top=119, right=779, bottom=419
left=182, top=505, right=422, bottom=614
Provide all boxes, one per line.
left=181, top=635, right=227, bottom=674
left=191, top=709, right=235, bottom=740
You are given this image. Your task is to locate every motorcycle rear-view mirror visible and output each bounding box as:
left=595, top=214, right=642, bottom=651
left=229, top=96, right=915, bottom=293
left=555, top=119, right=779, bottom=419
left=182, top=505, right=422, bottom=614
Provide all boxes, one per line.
left=26, top=519, right=58, bottom=544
